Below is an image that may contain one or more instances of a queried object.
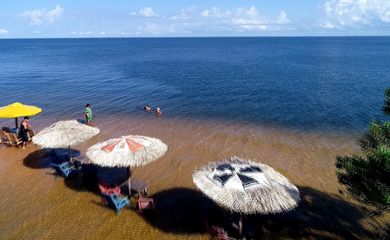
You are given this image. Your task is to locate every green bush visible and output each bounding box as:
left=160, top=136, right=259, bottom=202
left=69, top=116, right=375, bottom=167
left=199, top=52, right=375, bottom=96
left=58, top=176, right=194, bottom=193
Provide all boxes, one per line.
left=386, top=88, right=390, bottom=98
left=385, top=88, right=390, bottom=112
left=336, top=122, right=390, bottom=208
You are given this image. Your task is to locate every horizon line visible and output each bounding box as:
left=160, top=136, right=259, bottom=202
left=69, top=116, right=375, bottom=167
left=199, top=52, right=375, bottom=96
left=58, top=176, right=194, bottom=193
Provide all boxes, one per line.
left=1, top=35, right=390, bottom=40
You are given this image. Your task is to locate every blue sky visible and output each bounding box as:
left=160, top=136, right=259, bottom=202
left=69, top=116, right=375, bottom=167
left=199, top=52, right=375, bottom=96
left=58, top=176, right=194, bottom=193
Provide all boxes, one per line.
left=1, top=0, right=390, bottom=38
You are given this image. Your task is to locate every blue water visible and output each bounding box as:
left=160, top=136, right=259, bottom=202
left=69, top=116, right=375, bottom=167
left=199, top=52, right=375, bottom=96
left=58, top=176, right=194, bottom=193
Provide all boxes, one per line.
left=0, top=37, right=389, bottom=132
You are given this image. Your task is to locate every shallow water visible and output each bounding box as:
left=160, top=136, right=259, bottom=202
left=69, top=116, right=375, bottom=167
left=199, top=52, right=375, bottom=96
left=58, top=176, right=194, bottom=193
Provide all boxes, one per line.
left=0, top=115, right=385, bottom=239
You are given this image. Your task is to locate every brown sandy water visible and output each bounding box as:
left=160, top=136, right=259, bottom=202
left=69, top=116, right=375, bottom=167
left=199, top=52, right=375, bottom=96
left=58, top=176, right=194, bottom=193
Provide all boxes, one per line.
left=0, top=115, right=388, bottom=239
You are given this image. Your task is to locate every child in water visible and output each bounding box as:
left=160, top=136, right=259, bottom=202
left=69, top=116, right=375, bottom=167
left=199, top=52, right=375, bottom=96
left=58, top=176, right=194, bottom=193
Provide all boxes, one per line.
left=85, top=104, right=93, bottom=125
left=155, top=107, right=162, bottom=116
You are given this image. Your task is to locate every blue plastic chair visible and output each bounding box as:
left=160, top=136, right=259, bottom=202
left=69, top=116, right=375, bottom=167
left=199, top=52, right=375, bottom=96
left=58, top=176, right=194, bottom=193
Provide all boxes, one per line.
left=50, top=161, right=75, bottom=177
left=102, top=193, right=130, bottom=212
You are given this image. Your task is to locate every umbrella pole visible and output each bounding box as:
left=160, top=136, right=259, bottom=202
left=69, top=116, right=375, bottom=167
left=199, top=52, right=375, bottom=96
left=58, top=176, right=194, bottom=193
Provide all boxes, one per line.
left=15, top=117, right=18, bottom=129
left=239, top=214, right=243, bottom=238
left=68, top=145, right=71, bottom=162
left=128, top=167, right=132, bottom=196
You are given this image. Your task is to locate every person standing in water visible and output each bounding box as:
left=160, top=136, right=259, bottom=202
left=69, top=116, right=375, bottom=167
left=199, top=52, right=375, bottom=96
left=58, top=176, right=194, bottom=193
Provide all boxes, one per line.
left=85, top=104, right=93, bottom=125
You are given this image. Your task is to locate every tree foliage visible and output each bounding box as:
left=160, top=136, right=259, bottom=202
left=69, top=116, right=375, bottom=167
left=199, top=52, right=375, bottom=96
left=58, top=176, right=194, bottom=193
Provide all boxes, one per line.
left=385, top=88, right=390, bottom=113
left=336, top=122, right=390, bottom=209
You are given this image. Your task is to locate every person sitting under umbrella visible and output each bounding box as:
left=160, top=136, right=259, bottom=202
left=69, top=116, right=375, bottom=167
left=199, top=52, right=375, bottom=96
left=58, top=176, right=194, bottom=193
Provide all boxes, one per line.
left=19, top=116, right=32, bottom=149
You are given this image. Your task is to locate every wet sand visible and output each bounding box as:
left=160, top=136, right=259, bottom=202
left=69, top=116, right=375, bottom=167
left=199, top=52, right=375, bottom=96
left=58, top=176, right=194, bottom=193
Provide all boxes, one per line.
left=0, top=115, right=389, bottom=239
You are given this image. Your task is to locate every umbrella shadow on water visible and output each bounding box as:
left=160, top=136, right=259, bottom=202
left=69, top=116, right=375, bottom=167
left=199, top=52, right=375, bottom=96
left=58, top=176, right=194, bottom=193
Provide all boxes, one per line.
left=247, top=186, right=375, bottom=239
left=141, top=187, right=225, bottom=234
left=64, top=164, right=130, bottom=194
left=23, top=148, right=80, bottom=169
left=141, top=186, right=376, bottom=239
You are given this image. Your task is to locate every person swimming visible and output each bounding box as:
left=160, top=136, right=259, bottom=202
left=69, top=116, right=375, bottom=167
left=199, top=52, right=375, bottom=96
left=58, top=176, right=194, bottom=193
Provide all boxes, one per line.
left=144, top=104, right=152, bottom=112
left=155, top=107, right=162, bottom=116
left=144, top=105, right=152, bottom=112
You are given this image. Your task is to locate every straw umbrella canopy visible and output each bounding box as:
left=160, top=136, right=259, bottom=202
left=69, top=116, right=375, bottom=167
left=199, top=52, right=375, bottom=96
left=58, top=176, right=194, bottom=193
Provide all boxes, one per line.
left=86, top=135, right=168, bottom=194
left=192, top=156, right=300, bottom=236
left=0, top=102, right=42, bottom=128
left=32, top=120, right=100, bottom=160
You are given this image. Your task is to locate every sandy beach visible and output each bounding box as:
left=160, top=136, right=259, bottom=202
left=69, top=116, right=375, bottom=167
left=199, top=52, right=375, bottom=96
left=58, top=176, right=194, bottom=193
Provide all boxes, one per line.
left=1, top=115, right=389, bottom=239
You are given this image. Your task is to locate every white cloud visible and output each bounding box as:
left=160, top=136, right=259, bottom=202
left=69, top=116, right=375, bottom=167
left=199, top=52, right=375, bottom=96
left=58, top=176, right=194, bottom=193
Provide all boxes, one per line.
left=79, top=31, right=92, bottom=35
left=231, top=6, right=267, bottom=31
left=320, top=21, right=337, bottom=29
left=236, top=6, right=258, bottom=18
left=200, top=7, right=230, bottom=18
left=0, top=28, right=9, bottom=35
left=47, top=5, right=63, bottom=20
left=171, top=11, right=189, bottom=20
left=195, top=6, right=291, bottom=32
left=23, top=5, right=64, bottom=25
left=233, top=19, right=267, bottom=30
left=170, top=6, right=198, bottom=20
left=277, top=11, right=290, bottom=24
left=139, top=7, right=157, bottom=17
left=60, top=5, right=292, bottom=37
left=321, top=0, right=390, bottom=29
left=201, top=10, right=209, bottom=17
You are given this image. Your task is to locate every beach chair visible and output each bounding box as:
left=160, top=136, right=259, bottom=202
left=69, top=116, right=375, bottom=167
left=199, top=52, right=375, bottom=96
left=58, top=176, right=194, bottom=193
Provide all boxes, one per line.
left=50, top=161, right=76, bottom=177
left=7, top=132, right=22, bottom=147
left=137, top=193, right=155, bottom=211
left=210, top=226, right=236, bottom=240
left=1, top=127, right=12, bottom=133
left=98, top=182, right=129, bottom=212
left=101, top=192, right=130, bottom=212
left=98, top=183, right=121, bottom=204
left=0, top=131, right=10, bottom=146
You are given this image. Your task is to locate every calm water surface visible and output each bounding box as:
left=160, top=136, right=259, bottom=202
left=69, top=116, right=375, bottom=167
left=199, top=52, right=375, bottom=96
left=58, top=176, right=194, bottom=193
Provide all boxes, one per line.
left=0, top=37, right=389, bottom=131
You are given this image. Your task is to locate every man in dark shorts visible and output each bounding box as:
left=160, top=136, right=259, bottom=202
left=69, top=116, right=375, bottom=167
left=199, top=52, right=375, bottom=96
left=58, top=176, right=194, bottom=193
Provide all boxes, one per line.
left=19, top=116, right=31, bottom=149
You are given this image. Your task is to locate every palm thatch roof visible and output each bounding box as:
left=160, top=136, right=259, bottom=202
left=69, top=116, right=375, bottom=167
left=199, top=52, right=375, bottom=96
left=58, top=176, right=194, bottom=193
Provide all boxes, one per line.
left=192, top=156, right=300, bottom=214
left=32, top=120, right=100, bottom=148
left=86, top=135, right=168, bottom=168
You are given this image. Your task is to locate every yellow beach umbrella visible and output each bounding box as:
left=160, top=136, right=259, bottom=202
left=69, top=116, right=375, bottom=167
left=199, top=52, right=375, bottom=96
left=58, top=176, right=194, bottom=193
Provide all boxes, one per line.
left=0, top=102, right=42, bottom=128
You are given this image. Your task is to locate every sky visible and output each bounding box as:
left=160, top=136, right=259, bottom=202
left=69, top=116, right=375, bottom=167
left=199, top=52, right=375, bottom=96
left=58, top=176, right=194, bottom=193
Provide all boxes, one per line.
left=1, top=0, right=390, bottom=38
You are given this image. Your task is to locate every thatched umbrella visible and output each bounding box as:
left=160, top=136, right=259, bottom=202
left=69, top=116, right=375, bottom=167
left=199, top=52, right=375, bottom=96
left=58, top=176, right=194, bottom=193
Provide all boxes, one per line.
left=86, top=135, right=168, bottom=194
left=32, top=120, right=100, bottom=160
left=192, top=156, right=300, bottom=236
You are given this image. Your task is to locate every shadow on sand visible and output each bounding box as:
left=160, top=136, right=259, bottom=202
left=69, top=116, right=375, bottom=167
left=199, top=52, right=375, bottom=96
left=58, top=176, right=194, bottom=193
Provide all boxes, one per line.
left=23, top=148, right=81, bottom=169
left=22, top=150, right=378, bottom=239
left=140, top=187, right=375, bottom=239
left=63, top=164, right=130, bottom=194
